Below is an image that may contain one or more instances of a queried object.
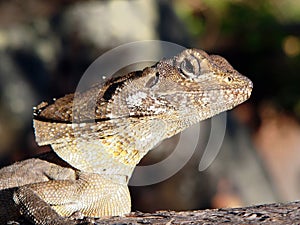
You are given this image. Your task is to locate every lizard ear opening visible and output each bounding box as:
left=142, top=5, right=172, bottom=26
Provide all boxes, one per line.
left=145, top=72, right=159, bottom=88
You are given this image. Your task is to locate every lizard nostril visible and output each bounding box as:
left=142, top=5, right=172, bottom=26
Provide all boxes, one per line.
left=224, top=76, right=233, bottom=84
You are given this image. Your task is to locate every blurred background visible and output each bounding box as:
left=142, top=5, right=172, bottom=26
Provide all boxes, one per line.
left=0, top=0, right=300, bottom=212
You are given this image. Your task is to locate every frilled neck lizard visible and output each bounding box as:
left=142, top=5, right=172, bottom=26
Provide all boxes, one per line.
left=0, top=49, right=252, bottom=224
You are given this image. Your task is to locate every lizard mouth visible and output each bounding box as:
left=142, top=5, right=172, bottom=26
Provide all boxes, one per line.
left=234, top=85, right=252, bottom=100
left=230, top=77, right=253, bottom=101
left=245, top=79, right=253, bottom=99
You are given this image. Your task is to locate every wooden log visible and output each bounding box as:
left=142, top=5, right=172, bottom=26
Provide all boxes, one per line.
left=89, top=201, right=300, bottom=225
left=12, top=201, right=300, bottom=224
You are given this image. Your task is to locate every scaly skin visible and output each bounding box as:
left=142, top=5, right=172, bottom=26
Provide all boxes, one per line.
left=0, top=49, right=252, bottom=224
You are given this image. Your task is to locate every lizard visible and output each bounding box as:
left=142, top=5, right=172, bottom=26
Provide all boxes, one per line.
left=0, top=48, right=252, bottom=224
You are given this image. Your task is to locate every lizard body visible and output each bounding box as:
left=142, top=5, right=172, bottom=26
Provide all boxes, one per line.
left=0, top=49, right=252, bottom=224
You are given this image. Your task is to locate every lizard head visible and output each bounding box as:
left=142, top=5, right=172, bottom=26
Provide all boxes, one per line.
left=143, top=48, right=253, bottom=122
left=100, top=48, right=252, bottom=123
left=101, top=48, right=253, bottom=140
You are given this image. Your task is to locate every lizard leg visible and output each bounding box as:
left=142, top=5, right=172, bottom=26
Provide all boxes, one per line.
left=13, top=186, right=74, bottom=225
left=0, top=157, right=77, bottom=224
left=13, top=172, right=131, bottom=223
left=0, top=157, right=76, bottom=190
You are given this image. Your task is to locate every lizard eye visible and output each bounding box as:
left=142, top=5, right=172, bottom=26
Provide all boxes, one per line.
left=145, top=72, right=159, bottom=88
left=180, top=55, right=200, bottom=78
